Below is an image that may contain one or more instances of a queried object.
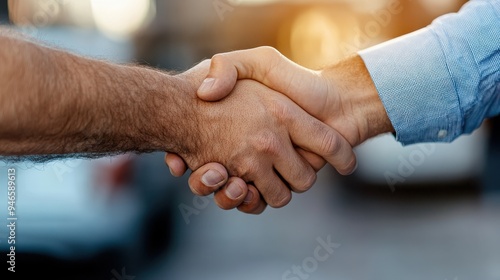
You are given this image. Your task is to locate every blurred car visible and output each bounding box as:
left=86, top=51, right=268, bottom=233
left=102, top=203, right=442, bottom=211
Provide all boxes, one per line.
left=353, top=124, right=489, bottom=189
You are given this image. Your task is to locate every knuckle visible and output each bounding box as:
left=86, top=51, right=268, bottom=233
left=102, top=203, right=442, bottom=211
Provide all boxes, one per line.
left=269, top=99, right=292, bottom=123
left=252, top=131, right=281, bottom=156
left=293, top=172, right=317, bottom=193
left=211, top=53, right=228, bottom=66
left=256, top=46, right=282, bottom=80
left=259, top=46, right=280, bottom=58
left=320, top=130, right=342, bottom=156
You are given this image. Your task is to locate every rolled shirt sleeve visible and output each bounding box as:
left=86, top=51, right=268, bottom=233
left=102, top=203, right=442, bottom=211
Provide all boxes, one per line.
left=359, top=0, right=500, bottom=145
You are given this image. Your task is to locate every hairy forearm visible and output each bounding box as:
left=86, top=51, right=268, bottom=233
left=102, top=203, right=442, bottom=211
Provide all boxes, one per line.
left=0, top=29, right=197, bottom=159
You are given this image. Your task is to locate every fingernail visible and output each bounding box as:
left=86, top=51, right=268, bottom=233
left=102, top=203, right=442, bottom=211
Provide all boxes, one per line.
left=243, top=191, right=254, bottom=204
left=198, top=78, right=216, bottom=93
left=226, top=182, right=243, bottom=200
left=201, top=169, right=224, bottom=187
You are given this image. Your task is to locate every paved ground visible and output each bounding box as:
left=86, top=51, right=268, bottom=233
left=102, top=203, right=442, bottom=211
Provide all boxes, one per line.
left=142, top=162, right=500, bottom=280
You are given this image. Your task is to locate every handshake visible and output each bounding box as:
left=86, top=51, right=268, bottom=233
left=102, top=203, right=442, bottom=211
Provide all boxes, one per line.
left=0, top=32, right=396, bottom=215
left=2, top=0, right=494, bottom=216
left=164, top=47, right=394, bottom=215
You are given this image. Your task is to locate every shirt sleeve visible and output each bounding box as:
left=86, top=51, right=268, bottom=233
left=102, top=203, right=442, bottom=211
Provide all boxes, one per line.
left=358, top=0, right=500, bottom=145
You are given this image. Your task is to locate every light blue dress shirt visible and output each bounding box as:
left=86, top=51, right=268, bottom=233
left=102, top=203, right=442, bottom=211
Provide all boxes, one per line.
left=359, top=0, right=500, bottom=145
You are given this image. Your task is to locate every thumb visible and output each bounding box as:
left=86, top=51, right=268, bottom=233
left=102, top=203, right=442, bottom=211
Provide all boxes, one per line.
left=197, top=55, right=238, bottom=102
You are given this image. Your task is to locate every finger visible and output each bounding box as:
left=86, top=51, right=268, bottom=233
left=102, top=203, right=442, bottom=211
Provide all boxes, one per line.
left=213, top=177, right=248, bottom=210
left=288, top=113, right=357, bottom=175
left=197, top=56, right=238, bottom=101
left=188, top=163, right=229, bottom=196
left=165, top=153, right=188, bottom=177
left=296, top=148, right=327, bottom=172
left=253, top=168, right=292, bottom=208
left=272, top=138, right=317, bottom=194
left=237, top=185, right=267, bottom=215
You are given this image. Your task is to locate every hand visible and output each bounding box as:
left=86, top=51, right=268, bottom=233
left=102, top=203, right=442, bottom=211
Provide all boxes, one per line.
left=167, top=47, right=393, bottom=213
left=172, top=59, right=357, bottom=210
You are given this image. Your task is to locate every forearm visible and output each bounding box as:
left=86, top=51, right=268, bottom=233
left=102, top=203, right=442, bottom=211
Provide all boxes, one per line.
left=0, top=29, right=196, bottom=158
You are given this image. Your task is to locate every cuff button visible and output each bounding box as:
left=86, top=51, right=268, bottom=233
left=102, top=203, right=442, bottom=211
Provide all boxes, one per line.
left=437, top=129, right=448, bottom=139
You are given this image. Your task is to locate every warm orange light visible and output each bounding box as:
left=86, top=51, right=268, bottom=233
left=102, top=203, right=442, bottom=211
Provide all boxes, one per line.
left=288, top=8, right=343, bottom=69
left=90, top=0, right=155, bottom=39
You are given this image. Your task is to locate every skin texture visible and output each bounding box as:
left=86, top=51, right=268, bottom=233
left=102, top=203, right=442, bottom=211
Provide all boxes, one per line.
left=177, top=63, right=357, bottom=207
left=0, top=30, right=186, bottom=157
left=0, top=32, right=356, bottom=209
left=166, top=47, right=395, bottom=214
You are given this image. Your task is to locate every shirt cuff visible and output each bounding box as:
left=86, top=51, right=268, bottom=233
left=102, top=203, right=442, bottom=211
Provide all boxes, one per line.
left=358, top=28, right=462, bottom=146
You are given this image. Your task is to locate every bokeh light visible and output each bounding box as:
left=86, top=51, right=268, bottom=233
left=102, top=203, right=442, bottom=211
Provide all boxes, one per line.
left=288, top=8, right=343, bottom=69
left=90, top=0, right=155, bottom=39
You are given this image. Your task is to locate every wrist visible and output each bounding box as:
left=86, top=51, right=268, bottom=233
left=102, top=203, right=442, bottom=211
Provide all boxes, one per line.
left=81, top=62, right=200, bottom=155
left=321, top=55, right=394, bottom=146
left=121, top=66, right=201, bottom=154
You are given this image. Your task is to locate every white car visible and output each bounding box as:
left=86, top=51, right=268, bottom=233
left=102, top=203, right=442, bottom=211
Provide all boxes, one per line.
left=353, top=124, right=489, bottom=189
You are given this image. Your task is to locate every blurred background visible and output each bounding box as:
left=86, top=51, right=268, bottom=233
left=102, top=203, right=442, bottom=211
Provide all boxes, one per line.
left=1, top=0, right=499, bottom=279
